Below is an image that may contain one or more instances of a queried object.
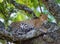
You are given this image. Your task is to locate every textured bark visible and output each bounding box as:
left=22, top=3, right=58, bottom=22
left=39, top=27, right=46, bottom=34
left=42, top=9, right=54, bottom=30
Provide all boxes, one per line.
left=42, top=0, right=60, bottom=24
left=0, top=20, right=60, bottom=44
left=21, top=22, right=60, bottom=44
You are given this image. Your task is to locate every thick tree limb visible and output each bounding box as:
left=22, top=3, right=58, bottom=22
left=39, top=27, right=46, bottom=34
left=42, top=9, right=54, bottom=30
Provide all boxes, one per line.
left=0, top=25, right=45, bottom=42
left=42, top=0, right=60, bottom=24
left=0, top=21, right=45, bottom=42
left=0, top=21, right=60, bottom=44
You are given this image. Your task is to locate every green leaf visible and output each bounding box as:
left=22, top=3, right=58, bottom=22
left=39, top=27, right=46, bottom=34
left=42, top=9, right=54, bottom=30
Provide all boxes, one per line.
left=12, top=12, right=28, bottom=22
left=0, top=0, right=3, bottom=3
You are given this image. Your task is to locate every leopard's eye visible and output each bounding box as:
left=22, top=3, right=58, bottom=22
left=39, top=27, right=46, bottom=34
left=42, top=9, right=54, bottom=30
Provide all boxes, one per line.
left=40, top=15, right=42, bottom=16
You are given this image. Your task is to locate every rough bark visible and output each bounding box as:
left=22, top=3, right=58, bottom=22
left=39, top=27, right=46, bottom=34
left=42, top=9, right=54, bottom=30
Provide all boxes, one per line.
left=0, top=21, right=60, bottom=44
left=42, top=0, right=60, bottom=24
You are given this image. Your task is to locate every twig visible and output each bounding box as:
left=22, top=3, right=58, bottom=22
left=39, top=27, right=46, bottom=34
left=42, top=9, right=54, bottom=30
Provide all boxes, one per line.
left=38, top=0, right=43, bottom=14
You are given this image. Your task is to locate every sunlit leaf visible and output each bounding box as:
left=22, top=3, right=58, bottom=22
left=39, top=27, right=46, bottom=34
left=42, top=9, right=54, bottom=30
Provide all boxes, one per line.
left=0, top=0, right=3, bottom=3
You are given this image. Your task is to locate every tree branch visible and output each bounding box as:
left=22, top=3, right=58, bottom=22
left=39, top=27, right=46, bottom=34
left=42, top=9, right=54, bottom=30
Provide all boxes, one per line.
left=0, top=21, right=60, bottom=44
left=7, top=0, right=38, bottom=19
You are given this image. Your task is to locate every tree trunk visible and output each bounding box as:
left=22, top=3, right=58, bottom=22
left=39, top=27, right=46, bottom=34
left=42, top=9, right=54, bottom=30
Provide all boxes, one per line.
left=42, top=0, right=60, bottom=24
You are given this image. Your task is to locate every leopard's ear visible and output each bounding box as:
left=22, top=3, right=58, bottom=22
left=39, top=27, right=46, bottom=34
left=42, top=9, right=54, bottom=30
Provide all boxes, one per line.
left=39, top=14, right=48, bottom=22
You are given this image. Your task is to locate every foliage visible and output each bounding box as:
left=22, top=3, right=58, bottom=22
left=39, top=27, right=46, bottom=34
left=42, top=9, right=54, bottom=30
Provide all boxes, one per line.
left=0, top=0, right=59, bottom=26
